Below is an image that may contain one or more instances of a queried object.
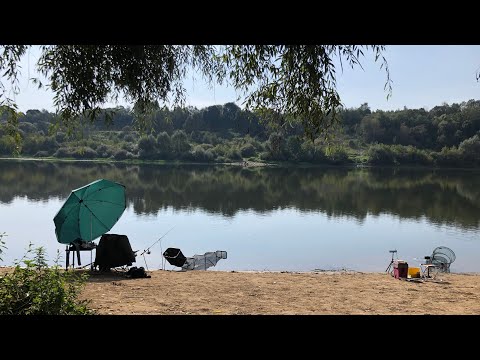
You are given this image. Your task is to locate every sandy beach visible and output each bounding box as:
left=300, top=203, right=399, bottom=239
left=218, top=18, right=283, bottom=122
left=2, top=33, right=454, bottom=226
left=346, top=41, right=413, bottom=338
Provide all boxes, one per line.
left=78, top=270, right=480, bottom=315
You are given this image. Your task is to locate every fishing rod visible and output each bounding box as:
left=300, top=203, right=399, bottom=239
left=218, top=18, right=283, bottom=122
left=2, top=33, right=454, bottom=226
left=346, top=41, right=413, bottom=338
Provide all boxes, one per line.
left=139, top=226, right=175, bottom=257
left=136, top=226, right=175, bottom=270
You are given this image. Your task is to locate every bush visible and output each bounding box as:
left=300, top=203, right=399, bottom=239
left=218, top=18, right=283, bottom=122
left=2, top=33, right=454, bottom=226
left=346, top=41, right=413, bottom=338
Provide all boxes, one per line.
left=190, top=145, right=214, bottom=162
left=297, top=142, right=328, bottom=163
left=123, top=133, right=137, bottom=143
left=22, top=136, right=57, bottom=156
left=156, top=132, right=172, bottom=158
left=297, top=142, right=314, bottom=162
left=433, top=146, right=465, bottom=167
left=121, top=142, right=137, bottom=153
left=53, top=147, right=74, bottom=158
left=325, top=146, right=350, bottom=165
left=285, top=136, right=302, bottom=161
left=266, top=133, right=286, bottom=160
left=73, top=147, right=97, bottom=159
left=171, top=130, right=191, bottom=156
left=138, top=135, right=157, bottom=159
left=199, top=143, right=213, bottom=151
left=367, top=144, right=434, bottom=166
left=114, top=149, right=128, bottom=160
left=394, top=145, right=433, bottom=165
left=459, top=135, right=480, bottom=165
left=34, top=151, right=50, bottom=158
left=225, top=148, right=242, bottom=161
left=367, top=144, right=396, bottom=165
left=0, top=244, right=93, bottom=315
left=240, top=144, right=256, bottom=158
left=0, top=135, right=17, bottom=155
left=212, top=144, right=227, bottom=158
left=54, top=147, right=97, bottom=159
left=114, top=149, right=135, bottom=160
left=199, top=132, right=222, bottom=145
left=55, top=132, right=66, bottom=143
left=259, top=151, right=271, bottom=161
left=96, top=144, right=115, bottom=158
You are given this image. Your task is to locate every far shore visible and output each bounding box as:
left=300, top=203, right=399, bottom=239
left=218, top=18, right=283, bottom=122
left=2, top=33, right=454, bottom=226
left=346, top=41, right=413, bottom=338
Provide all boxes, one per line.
left=0, top=156, right=272, bottom=168
left=1, top=156, right=480, bottom=171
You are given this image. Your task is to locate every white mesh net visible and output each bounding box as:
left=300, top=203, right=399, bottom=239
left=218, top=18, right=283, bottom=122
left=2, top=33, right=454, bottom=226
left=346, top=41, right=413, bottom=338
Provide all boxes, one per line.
left=182, top=251, right=228, bottom=271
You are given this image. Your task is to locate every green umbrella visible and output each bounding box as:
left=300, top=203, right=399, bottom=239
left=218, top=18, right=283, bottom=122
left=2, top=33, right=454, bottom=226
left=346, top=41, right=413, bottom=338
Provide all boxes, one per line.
left=54, top=179, right=126, bottom=244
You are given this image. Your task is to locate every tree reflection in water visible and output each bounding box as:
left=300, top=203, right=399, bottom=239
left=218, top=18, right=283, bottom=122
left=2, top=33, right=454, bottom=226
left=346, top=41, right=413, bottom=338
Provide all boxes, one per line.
left=1, top=160, right=479, bottom=230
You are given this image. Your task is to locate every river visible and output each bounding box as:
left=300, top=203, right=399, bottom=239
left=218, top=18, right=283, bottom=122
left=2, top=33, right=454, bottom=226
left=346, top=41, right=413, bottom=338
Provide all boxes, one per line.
left=1, top=160, right=479, bottom=272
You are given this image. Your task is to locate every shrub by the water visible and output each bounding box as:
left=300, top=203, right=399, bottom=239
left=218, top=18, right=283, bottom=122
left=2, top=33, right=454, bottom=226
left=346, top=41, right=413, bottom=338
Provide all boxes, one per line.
left=0, top=240, right=93, bottom=315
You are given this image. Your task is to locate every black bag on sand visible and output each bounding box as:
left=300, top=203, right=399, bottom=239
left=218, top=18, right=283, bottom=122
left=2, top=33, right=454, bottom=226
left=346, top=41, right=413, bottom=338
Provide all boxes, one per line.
left=126, top=266, right=151, bottom=278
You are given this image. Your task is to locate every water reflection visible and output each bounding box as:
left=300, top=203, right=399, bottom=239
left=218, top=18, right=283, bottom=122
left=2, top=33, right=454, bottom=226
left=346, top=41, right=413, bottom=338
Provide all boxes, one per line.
left=1, top=160, right=480, bottom=230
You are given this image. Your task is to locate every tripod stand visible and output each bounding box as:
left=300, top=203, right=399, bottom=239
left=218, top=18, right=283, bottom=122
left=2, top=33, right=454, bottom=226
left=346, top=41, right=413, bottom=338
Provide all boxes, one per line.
left=385, top=249, right=398, bottom=274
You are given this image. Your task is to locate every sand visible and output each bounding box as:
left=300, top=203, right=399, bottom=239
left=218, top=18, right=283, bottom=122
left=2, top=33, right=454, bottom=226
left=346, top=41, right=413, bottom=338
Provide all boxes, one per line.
left=78, top=270, right=480, bottom=315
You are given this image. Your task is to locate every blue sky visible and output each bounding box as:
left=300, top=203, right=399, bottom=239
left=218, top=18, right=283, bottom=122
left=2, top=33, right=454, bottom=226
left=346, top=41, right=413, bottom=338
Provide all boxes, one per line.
left=6, top=45, right=480, bottom=112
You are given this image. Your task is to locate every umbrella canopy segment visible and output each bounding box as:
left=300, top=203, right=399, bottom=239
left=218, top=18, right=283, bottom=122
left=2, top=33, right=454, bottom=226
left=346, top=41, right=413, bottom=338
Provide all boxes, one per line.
left=54, top=179, right=126, bottom=244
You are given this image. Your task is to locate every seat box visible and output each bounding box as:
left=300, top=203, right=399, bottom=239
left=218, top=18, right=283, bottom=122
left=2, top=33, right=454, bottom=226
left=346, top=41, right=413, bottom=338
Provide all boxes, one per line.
left=393, top=260, right=408, bottom=279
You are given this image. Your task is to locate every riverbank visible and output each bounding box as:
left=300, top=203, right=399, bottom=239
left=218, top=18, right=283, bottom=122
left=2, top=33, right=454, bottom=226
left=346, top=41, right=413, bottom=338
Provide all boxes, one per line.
left=3, top=156, right=480, bottom=171
left=0, top=156, right=272, bottom=168
left=79, top=270, right=480, bottom=315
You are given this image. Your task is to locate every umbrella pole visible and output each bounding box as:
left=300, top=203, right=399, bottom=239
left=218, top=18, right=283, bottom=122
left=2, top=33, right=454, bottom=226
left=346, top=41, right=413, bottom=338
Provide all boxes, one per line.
left=90, top=213, right=93, bottom=271
left=66, top=245, right=70, bottom=270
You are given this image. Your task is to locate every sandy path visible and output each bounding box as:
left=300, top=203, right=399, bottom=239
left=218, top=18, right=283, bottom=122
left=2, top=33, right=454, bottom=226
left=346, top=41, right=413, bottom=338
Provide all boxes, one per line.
left=78, top=270, right=480, bottom=315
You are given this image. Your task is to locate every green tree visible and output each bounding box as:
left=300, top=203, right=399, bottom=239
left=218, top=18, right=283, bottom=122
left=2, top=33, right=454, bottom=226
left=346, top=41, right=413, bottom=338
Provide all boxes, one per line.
left=286, top=136, right=303, bottom=161
left=0, top=135, right=18, bottom=155
left=138, top=134, right=157, bottom=159
left=266, top=132, right=286, bottom=160
left=360, top=112, right=387, bottom=143
left=156, top=131, right=172, bottom=159
left=0, top=45, right=391, bottom=139
left=459, top=134, right=480, bottom=164
left=171, top=130, right=191, bottom=157
left=240, top=143, right=256, bottom=158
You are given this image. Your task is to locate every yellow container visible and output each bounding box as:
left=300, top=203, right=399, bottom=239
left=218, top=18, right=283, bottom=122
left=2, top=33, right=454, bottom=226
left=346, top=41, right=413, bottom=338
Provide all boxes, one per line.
left=408, top=267, right=420, bottom=278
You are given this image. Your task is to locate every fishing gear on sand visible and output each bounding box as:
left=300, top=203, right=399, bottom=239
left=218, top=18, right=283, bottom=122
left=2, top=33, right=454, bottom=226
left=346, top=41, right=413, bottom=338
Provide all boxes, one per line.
left=136, top=226, right=175, bottom=270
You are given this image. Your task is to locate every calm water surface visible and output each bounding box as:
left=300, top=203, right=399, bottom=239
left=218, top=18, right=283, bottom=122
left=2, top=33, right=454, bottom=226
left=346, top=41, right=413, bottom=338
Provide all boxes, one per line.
left=1, top=160, right=479, bottom=272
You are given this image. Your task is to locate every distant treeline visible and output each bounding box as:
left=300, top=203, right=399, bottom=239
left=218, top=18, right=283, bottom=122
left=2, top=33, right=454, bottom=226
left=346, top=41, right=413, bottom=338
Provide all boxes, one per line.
left=1, top=100, right=480, bottom=166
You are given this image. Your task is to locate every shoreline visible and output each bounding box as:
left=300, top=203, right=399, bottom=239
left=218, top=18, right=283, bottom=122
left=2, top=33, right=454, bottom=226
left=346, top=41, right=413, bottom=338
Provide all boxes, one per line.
left=0, top=157, right=273, bottom=168
left=2, top=268, right=479, bottom=314
left=77, top=270, right=480, bottom=314
left=2, top=266, right=479, bottom=275
left=1, top=157, right=480, bottom=171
